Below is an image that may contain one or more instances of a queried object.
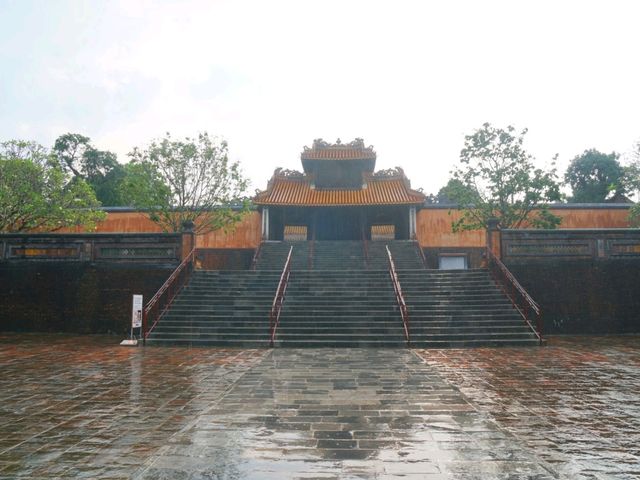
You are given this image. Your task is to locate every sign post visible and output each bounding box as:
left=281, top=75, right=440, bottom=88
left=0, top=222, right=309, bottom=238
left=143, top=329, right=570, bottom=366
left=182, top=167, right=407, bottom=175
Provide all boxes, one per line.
left=120, top=294, right=143, bottom=346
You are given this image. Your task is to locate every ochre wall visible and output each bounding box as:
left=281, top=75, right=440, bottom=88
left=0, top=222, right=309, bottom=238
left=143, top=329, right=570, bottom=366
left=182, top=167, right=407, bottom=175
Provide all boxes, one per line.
left=416, top=207, right=632, bottom=248
left=67, top=207, right=630, bottom=250
left=196, top=212, right=262, bottom=248
left=65, top=211, right=262, bottom=249
left=550, top=208, right=630, bottom=229
left=416, top=209, right=485, bottom=248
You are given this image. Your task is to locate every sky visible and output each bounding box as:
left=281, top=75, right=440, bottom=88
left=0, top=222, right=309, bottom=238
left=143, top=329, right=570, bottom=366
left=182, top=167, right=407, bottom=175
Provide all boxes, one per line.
left=1, top=0, right=640, bottom=197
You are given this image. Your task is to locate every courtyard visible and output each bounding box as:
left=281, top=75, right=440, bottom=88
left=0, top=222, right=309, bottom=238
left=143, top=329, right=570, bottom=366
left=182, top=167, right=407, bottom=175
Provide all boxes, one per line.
left=0, top=335, right=638, bottom=479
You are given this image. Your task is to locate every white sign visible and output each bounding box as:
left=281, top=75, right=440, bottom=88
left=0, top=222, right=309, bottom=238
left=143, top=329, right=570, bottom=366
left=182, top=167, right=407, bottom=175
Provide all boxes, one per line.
left=132, top=295, right=143, bottom=328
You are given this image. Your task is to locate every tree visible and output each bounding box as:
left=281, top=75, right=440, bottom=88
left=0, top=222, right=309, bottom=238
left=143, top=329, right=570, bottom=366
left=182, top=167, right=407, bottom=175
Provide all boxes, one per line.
left=565, top=149, right=626, bottom=203
left=0, top=140, right=105, bottom=232
left=429, top=178, right=481, bottom=205
left=116, top=162, right=172, bottom=212
left=52, top=133, right=124, bottom=206
left=628, top=141, right=640, bottom=226
left=450, top=123, right=562, bottom=231
left=127, top=132, right=249, bottom=234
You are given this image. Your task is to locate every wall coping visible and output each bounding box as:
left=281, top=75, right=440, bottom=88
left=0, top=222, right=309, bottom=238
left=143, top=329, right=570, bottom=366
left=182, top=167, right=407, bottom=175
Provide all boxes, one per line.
left=422, top=203, right=633, bottom=210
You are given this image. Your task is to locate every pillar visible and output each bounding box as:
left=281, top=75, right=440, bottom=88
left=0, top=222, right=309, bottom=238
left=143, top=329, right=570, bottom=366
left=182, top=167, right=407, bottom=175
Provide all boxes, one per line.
left=486, top=217, right=501, bottom=259
left=261, top=207, right=270, bottom=240
left=409, top=206, right=417, bottom=240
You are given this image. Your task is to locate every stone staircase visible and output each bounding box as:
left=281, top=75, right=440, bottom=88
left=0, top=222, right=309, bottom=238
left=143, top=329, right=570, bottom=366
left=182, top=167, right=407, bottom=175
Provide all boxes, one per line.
left=145, top=270, right=280, bottom=347
left=367, top=240, right=425, bottom=269
left=255, top=240, right=425, bottom=270
left=253, top=241, right=310, bottom=270
left=273, top=270, right=406, bottom=347
left=400, top=269, right=540, bottom=347
left=146, top=240, right=539, bottom=348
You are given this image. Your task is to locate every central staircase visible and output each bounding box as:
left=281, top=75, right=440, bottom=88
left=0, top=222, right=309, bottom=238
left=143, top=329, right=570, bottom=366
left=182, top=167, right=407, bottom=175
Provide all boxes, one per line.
left=274, top=270, right=405, bottom=347
left=146, top=240, right=540, bottom=347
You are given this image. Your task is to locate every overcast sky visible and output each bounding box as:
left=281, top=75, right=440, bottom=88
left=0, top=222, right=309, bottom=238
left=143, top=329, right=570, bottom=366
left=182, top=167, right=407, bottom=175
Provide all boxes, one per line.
left=1, top=0, right=639, bottom=196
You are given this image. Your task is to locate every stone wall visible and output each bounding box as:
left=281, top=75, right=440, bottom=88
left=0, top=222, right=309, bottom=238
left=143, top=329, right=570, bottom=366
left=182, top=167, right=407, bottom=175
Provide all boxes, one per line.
left=501, top=229, right=640, bottom=334
left=0, top=263, right=173, bottom=334
left=0, top=233, right=180, bottom=334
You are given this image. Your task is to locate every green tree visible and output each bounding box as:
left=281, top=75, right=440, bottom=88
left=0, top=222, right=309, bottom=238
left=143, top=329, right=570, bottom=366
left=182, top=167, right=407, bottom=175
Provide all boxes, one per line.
left=628, top=141, right=640, bottom=226
left=431, top=178, right=481, bottom=205
left=52, top=133, right=124, bottom=206
left=116, top=162, right=172, bottom=212
left=127, top=132, right=249, bottom=234
left=0, top=140, right=105, bottom=232
left=565, top=149, right=625, bottom=203
left=450, top=123, right=562, bottom=231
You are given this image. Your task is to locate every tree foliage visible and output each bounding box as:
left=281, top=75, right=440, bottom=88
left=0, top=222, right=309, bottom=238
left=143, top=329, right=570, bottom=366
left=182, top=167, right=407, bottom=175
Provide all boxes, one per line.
left=428, top=178, right=481, bottom=205
left=565, top=149, right=626, bottom=203
left=628, top=141, right=640, bottom=226
left=450, top=123, right=562, bottom=231
left=0, top=140, right=105, bottom=232
left=128, top=133, right=249, bottom=234
left=53, top=133, right=124, bottom=206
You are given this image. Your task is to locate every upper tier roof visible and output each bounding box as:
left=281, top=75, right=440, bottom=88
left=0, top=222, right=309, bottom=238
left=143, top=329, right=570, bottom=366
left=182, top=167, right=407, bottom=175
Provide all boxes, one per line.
left=254, top=169, right=425, bottom=206
left=301, top=138, right=376, bottom=166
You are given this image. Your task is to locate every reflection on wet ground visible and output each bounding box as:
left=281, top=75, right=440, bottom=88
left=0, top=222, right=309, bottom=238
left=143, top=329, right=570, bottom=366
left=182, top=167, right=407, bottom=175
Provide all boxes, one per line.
left=0, top=334, right=637, bottom=479
left=416, top=336, right=640, bottom=480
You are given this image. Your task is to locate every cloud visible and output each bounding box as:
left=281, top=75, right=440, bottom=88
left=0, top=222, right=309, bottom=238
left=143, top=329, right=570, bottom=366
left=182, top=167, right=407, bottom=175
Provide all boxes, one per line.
left=1, top=0, right=640, bottom=196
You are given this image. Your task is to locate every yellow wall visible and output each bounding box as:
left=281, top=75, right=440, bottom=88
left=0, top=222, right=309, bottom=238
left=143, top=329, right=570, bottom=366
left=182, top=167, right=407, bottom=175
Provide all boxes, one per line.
left=63, top=211, right=263, bottom=249
left=416, top=207, right=632, bottom=248
left=416, top=209, right=485, bottom=248
left=67, top=207, right=631, bottom=250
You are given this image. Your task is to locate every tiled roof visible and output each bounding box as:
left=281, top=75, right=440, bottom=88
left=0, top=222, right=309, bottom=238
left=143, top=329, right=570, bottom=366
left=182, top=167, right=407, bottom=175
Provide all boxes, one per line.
left=301, top=147, right=376, bottom=161
left=254, top=176, right=425, bottom=206
left=301, top=138, right=376, bottom=161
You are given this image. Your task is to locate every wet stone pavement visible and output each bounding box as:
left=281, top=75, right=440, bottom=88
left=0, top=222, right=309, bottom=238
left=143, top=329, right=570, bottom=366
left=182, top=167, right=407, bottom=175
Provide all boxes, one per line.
left=415, top=337, right=640, bottom=480
left=0, top=335, right=636, bottom=479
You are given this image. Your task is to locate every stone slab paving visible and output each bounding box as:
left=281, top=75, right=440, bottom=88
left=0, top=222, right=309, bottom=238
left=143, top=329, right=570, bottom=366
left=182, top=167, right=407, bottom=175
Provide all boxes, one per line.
left=415, top=336, right=640, bottom=480
left=134, top=349, right=555, bottom=479
left=0, top=334, right=638, bottom=479
left=0, top=335, right=268, bottom=479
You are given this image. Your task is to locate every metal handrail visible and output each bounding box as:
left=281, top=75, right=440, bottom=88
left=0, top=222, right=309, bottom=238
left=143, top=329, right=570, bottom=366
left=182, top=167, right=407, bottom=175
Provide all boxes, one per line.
left=386, top=245, right=411, bottom=346
left=414, top=240, right=427, bottom=268
left=142, top=248, right=196, bottom=343
left=251, top=241, right=263, bottom=270
left=486, top=247, right=543, bottom=344
left=269, top=246, right=293, bottom=347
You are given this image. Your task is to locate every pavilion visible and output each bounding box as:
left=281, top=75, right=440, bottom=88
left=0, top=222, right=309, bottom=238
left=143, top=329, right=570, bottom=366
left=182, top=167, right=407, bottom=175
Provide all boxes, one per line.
left=254, top=138, right=426, bottom=241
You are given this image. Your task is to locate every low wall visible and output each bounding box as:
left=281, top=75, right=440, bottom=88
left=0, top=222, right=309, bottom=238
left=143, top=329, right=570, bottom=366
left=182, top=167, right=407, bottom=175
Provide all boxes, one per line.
left=195, top=248, right=254, bottom=270
left=0, top=263, right=172, bottom=334
left=501, top=229, right=640, bottom=334
left=0, top=234, right=180, bottom=334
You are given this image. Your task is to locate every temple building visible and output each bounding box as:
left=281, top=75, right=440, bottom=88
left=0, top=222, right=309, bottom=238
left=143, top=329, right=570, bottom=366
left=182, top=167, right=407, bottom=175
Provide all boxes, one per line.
left=254, top=139, right=425, bottom=241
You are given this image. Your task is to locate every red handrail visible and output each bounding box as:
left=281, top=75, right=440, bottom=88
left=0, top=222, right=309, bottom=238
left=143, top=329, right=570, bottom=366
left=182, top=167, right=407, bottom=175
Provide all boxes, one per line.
left=386, top=245, right=411, bottom=346
left=142, top=248, right=196, bottom=343
left=269, top=246, right=293, bottom=347
left=414, top=240, right=427, bottom=268
left=486, top=247, right=543, bottom=344
left=251, top=241, right=263, bottom=270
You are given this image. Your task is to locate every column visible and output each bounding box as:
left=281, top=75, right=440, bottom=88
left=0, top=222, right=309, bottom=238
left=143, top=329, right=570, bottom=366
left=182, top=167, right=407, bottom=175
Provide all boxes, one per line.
left=261, top=207, right=270, bottom=240
left=409, top=206, right=417, bottom=239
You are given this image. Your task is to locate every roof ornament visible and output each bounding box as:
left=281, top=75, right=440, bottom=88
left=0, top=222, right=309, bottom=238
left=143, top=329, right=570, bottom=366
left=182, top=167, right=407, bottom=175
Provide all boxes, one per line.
left=274, top=168, right=304, bottom=178
left=373, top=167, right=405, bottom=178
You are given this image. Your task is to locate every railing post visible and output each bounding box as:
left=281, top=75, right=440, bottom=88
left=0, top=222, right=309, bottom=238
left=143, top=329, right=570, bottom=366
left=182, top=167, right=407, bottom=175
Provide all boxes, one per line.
left=181, top=221, right=196, bottom=261
left=269, top=246, right=293, bottom=347
left=486, top=246, right=543, bottom=344
left=486, top=217, right=501, bottom=261
left=386, top=245, right=411, bottom=347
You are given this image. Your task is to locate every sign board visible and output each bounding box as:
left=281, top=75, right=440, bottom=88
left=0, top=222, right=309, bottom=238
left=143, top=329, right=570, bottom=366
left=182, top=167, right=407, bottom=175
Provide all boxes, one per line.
left=132, top=294, right=143, bottom=328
